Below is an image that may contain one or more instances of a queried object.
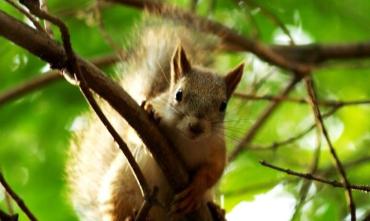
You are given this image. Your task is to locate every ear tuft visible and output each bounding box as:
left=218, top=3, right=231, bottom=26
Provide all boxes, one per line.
left=224, top=63, right=244, bottom=98
left=171, top=44, right=191, bottom=83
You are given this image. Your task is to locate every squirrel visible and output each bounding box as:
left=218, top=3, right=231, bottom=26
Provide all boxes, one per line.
left=66, top=20, right=244, bottom=221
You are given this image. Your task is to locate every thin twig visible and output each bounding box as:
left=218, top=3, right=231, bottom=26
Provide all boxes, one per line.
left=304, top=76, right=356, bottom=220
left=40, top=0, right=54, bottom=36
left=320, top=156, right=370, bottom=177
left=290, top=110, right=322, bottom=220
left=4, top=0, right=45, bottom=32
left=93, top=1, right=127, bottom=60
left=0, top=53, right=119, bottom=107
left=80, top=81, right=150, bottom=198
left=0, top=172, right=37, bottom=221
left=234, top=93, right=370, bottom=107
left=229, top=76, right=301, bottom=161
left=81, top=83, right=152, bottom=197
left=260, top=161, right=370, bottom=193
left=0, top=72, right=59, bottom=106
left=248, top=105, right=340, bottom=151
left=240, top=0, right=294, bottom=45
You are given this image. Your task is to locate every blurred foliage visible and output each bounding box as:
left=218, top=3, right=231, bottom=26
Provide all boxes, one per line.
left=0, top=0, right=369, bottom=220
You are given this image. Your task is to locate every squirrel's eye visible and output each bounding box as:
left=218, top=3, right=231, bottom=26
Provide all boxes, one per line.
left=219, top=101, right=227, bottom=112
left=175, top=90, right=183, bottom=102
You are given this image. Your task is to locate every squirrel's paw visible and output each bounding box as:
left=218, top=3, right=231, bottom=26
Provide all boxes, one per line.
left=141, top=100, right=161, bottom=123
left=170, top=180, right=205, bottom=215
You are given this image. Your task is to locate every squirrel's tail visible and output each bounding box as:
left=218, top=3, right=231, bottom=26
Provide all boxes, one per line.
left=119, top=16, right=221, bottom=103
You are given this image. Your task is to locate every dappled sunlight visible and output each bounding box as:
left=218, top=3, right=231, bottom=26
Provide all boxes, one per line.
left=226, top=184, right=296, bottom=221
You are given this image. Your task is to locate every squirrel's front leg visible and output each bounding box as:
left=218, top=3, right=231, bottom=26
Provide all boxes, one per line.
left=170, top=166, right=210, bottom=214
left=141, top=100, right=161, bottom=123
left=170, top=161, right=225, bottom=216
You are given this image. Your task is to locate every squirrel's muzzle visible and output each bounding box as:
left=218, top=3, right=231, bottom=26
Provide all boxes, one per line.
left=188, top=122, right=204, bottom=136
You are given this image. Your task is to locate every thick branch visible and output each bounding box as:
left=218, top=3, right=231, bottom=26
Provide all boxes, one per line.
left=107, top=0, right=370, bottom=68
left=0, top=9, right=209, bottom=221
left=106, top=0, right=311, bottom=74
left=272, top=43, right=370, bottom=64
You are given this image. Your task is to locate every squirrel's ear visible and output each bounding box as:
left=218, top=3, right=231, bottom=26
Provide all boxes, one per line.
left=171, top=44, right=191, bottom=82
left=224, top=63, right=244, bottom=98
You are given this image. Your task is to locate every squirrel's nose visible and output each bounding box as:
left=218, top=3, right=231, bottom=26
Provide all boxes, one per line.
left=189, top=122, right=204, bottom=135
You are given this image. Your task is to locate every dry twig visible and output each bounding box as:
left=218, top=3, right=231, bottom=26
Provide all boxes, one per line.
left=304, top=77, right=356, bottom=221
left=248, top=107, right=338, bottom=151
left=260, top=161, right=370, bottom=193
left=4, top=0, right=45, bottom=32
left=234, top=93, right=370, bottom=107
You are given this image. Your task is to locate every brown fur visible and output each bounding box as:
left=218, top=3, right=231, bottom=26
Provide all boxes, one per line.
left=67, top=22, right=243, bottom=221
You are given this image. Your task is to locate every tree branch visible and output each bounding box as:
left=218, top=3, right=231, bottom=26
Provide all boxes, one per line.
left=4, top=0, right=45, bottom=33
left=106, top=0, right=311, bottom=74
left=234, top=93, right=370, bottom=107
left=260, top=161, right=370, bottom=193
left=0, top=54, right=119, bottom=107
left=304, top=77, right=356, bottom=221
left=0, top=9, right=209, bottom=221
left=248, top=107, right=339, bottom=151
left=106, top=0, right=370, bottom=67
left=272, top=43, right=370, bottom=64
left=320, top=155, right=370, bottom=178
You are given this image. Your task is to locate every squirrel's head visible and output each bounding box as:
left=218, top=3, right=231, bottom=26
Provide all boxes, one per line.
left=161, top=45, right=244, bottom=140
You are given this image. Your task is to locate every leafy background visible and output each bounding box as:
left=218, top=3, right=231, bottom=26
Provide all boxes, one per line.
left=0, top=0, right=369, bottom=220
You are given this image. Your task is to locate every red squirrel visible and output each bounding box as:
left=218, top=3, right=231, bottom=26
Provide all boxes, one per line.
left=67, top=23, right=243, bottom=221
